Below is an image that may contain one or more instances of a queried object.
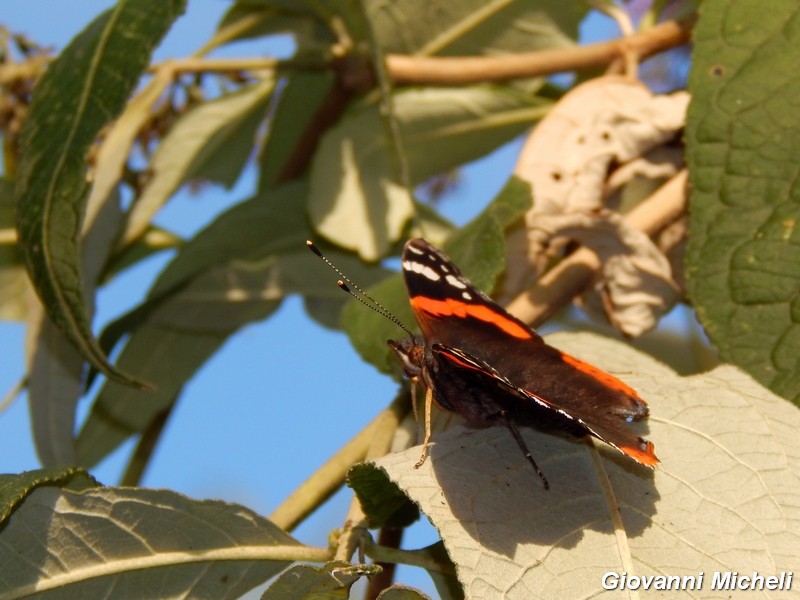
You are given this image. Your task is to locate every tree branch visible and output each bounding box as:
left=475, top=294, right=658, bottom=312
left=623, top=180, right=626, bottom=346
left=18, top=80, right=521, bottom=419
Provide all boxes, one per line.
left=385, top=16, right=694, bottom=85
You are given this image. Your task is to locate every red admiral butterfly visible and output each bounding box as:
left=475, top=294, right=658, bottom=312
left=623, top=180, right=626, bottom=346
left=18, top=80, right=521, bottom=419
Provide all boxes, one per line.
left=310, top=238, right=658, bottom=489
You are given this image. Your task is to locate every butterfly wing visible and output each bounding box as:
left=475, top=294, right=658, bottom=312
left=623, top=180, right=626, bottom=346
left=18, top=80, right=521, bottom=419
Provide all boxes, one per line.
left=432, top=344, right=657, bottom=466
left=401, top=238, right=658, bottom=466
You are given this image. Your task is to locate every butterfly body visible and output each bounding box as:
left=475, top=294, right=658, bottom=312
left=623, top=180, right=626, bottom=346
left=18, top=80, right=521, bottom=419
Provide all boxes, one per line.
left=389, top=238, right=658, bottom=472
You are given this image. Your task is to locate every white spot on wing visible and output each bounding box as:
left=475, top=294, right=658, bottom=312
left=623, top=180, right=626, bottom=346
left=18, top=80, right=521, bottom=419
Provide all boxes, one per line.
left=407, top=245, right=424, bottom=255
left=445, top=274, right=466, bottom=289
left=403, top=260, right=441, bottom=281
left=462, top=291, right=472, bottom=300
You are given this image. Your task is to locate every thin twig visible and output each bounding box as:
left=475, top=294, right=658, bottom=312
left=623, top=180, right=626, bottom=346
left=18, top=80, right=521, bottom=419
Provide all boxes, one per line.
left=0, top=376, right=26, bottom=414
left=365, top=527, right=403, bottom=600
left=365, top=541, right=457, bottom=576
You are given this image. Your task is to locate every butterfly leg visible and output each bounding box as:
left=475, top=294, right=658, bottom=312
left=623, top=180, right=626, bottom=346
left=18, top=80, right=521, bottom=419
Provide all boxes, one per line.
left=501, top=413, right=550, bottom=490
left=409, top=379, right=420, bottom=430
left=414, top=386, right=434, bottom=469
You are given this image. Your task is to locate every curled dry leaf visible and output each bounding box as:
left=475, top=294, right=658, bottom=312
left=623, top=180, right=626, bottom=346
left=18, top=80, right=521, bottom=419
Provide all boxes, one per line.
left=508, top=76, right=689, bottom=335
left=544, top=211, right=679, bottom=336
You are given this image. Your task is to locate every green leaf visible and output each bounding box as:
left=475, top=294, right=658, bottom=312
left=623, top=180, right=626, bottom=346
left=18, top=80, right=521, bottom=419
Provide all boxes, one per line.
left=348, top=463, right=419, bottom=529
left=685, top=0, right=800, bottom=403
left=27, top=191, right=128, bottom=467
left=261, top=561, right=381, bottom=599
left=396, top=87, right=551, bottom=188
left=308, top=89, right=544, bottom=261
left=366, top=0, right=582, bottom=56
left=341, top=176, right=531, bottom=373
left=188, top=80, right=275, bottom=188
left=152, top=181, right=309, bottom=296
left=308, top=104, right=415, bottom=261
left=0, top=467, right=98, bottom=524
left=216, top=0, right=335, bottom=51
left=376, top=586, right=432, bottom=600
left=14, top=0, right=186, bottom=388
left=443, top=175, right=532, bottom=291
left=341, top=274, right=413, bottom=375
left=121, top=77, right=275, bottom=250
left=0, top=486, right=301, bottom=599
left=356, top=333, right=800, bottom=599
left=258, top=70, right=336, bottom=191
left=26, top=311, right=85, bottom=466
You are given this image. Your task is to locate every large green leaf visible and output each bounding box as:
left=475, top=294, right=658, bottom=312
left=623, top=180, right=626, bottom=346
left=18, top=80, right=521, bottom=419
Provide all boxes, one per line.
left=685, top=0, right=800, bottom=403
left=350, top=333, right=800, bottom=599
left=14, top=0, right=186, bottom=388
left=0, top=485, right=302, bottom=599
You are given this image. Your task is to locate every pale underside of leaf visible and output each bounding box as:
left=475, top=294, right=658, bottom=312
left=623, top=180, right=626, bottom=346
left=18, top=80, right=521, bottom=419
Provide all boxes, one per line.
left=358, top=333, right=800, bottom=599
left=0, top=486, right=300, bottom=600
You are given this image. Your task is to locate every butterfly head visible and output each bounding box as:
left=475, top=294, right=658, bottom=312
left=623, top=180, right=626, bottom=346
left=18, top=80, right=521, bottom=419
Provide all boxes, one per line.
left=387, top=337, right=425, bottom=381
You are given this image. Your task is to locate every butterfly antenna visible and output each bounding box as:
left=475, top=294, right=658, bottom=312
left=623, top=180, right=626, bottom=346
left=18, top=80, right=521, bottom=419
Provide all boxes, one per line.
left=306, top=240, right=415, bottom=338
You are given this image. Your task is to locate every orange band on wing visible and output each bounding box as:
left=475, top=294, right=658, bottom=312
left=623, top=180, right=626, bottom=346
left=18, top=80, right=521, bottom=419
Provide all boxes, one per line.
left=619, top=439, right=659, bottom=467
left=412, top=297, right=532, bottom=339
left=560, top=353, right=642, bottom=400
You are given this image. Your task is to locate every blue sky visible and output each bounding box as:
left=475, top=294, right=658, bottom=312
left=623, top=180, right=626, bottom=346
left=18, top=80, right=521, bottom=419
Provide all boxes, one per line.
left=0, top=1, right=549, bottom=594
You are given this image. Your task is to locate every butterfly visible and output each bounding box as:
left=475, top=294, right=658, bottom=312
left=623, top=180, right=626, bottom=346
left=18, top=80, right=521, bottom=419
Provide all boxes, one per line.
left=386, top=238, right=658, bottom=489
